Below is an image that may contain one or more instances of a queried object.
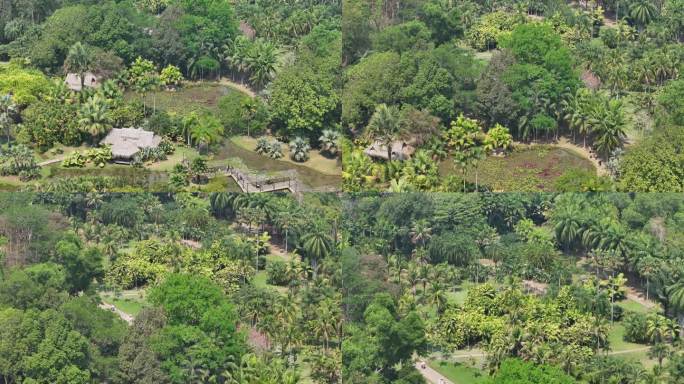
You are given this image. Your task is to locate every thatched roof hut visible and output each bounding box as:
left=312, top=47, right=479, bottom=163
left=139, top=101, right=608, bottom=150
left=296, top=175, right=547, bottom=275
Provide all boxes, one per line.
left=364, top=140, right=415, bottom=161
left=65, top=72, right=100, bottom=92
left=100, top=128, right=162, bottom=163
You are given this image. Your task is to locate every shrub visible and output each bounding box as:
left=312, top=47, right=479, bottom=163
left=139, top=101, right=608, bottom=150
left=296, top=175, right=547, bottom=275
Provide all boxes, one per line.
left=0, top=145, right=40, bottom=181
left=289, top=137, right=311, bottom=162
left=160, top=64, right=184, bottom=89
left=623, top=312, right=649, bottom=344
left=61, top=151, right=87, bottom=168
left=266, top=260, right=289, bottom=286
left=267, top=141, right=283, bottom=159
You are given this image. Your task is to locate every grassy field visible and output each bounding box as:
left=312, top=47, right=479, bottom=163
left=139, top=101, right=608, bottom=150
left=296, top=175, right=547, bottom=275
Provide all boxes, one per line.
left=125, top=83, right=238, bottom=114
left=100, top=289, right=148, bottom=316
left=231, top=136, right=341, bottom=176
left=214, top=140, right=340, bottom=190
left=429, top=360, right=487, bottom=384
left=440, top=145, right=595, bottom=191
left=146, top=145, right=200, bottom=171
left=617, top=299, right=658, bottom=314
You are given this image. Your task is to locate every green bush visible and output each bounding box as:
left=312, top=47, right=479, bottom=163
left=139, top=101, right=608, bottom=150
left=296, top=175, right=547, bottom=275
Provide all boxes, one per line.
left=266, top=260, right=289, bottom=286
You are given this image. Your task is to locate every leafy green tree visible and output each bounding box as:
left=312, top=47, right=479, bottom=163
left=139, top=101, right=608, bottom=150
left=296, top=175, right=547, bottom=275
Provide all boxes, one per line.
left=487, top=358, right=575, bottom=384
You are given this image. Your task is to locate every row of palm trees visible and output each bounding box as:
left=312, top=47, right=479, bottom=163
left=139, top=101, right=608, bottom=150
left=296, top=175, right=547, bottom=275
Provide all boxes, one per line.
left=192, top=36, right=279, bottom=87
left=561, top=88, right=626, bottom=157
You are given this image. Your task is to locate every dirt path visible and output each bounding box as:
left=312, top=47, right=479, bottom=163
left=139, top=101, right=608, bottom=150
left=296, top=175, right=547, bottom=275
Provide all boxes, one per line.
left=553, top=137, right=609, bottom=176
left=216, top=78, right=256, bottom=98
left=38, top=157, right=65, bottom=167
left=416, top=362, right=454, bottom=384
left=99, top=302, right=134, bottom=324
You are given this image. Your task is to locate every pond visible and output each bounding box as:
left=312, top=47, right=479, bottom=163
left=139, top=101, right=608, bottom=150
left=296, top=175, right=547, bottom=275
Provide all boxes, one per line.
left=213, top=141, right=340, bottom=191
left=439, top=145, right=596, bottom=191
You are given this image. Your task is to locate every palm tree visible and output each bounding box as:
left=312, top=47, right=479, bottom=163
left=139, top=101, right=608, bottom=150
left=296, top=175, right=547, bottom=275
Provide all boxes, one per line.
left=289, top=137, right=311, bottom=162
left=551, top=202, right=582, bottom=251
left=409, top=219, right=432, bottom=248
left=366, top=104, right=402, bottom=161
left=649, top=343, right=671, bottom=369
left=189, top=115, right=224, bottom=151
left=426, top=281, right=447, bottom=314
left=589, top=98, right=627, bottom=158
left=319, top=129, right=340, bottom=156
left=209, top=192, right=235, bottom=218
left=667, top=279, right=684, bottom=332
left=274, top=211, right=297, bottom=254
left=300, top=230, right=332, bottom=273
left=562, top=89, right=591, bottom=146
left=246, top=39, right=279, bottom=88
left=647, top=314, right=670, bottom=344
left=78, top=94, right=112, bottom=143
left=630, top=0, right=658, bottom=29
left=64, top=42, right=92, bottom=90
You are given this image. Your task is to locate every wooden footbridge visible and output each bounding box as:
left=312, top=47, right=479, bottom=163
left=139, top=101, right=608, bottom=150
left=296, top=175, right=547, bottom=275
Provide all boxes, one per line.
left=211, top=166, right=304, bottom=194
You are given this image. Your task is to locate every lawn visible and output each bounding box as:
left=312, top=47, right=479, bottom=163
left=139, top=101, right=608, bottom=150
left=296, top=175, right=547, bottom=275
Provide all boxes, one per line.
left=100, top=288, right=148, bottom=317
left=617, top=298, right=658, bottom=314
left=213, top=140, right=340, bottom=190
left=429, top=360, right=487, bottom=384
left=125, top=82, right=239, bottom=114
left=146, top=145, right=200, bottom=171
left=230, top=136, right=341, bottom=176
left=440, top=145, right=595, bottom=191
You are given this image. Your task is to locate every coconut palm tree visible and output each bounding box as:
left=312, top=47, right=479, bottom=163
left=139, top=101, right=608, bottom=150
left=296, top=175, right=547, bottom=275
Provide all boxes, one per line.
left=64, top=42, right=92, bottom=90
left=300, top=229, right=332, bottom=273
left=589, top=98, right=627, bottom=157
left=246, top=39, right=279, bottom=88
left=551, top=202, right=583, bottom=251
left=209, top=192, right=236, bottom=218
left=366, top=103, right=402, bottom=161
left=78, top=95, right=112, bottom=143
left=630, top=0, right=658, bottom=29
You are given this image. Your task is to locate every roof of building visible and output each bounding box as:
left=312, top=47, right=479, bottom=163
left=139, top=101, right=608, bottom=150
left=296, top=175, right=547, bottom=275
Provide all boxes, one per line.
left=364, top=140, right=415, bottom=161
left=65, top=72, right=100, bottom=92
left=100, top=128, right=162, bottom=159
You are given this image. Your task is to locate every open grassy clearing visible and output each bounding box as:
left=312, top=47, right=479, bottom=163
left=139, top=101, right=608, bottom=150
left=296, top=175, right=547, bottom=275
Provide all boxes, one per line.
left=213, top=140, right=340, bottom=190
left=100, top=288, right=149, bottom=317
left=429, top=360, right=487, bottom=384
left=146, top=145, right=200, bottom=171
left=230, top=136, right=341, bottom=176
left=440, top=145, right=596, bottom=191
left=124, top=82, right=238, bottom=114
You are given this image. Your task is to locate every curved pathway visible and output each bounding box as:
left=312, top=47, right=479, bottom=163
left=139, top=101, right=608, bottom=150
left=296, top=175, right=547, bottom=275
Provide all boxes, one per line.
left=415, top=362, right=454, bottom=384
left=216, top=78, right=257, bottom=98
left=99, top=302, right=134, bottom=324
left=555, top=137, right=608, bottom=176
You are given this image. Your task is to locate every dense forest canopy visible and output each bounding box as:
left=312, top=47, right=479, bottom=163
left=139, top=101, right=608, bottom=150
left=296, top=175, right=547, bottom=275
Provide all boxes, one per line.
left=342, top=192, right=684, bottom=383
left=0, top=192, right=342, bottom=383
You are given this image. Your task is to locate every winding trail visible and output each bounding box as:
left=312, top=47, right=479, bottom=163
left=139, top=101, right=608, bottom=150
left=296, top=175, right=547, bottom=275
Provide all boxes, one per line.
left=547, top=137, right=609, bottom=176
left=98, top=302, right=134, bottom=324
left=416, top=362, right=454, bottom=384
left=216, top=78, right=257, bottom=98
